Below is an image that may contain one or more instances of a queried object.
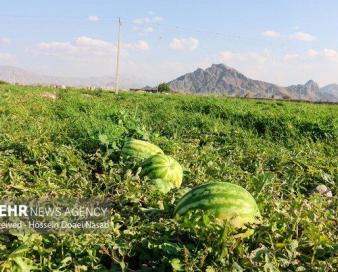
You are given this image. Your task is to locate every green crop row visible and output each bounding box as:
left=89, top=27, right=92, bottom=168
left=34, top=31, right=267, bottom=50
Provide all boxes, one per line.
left=0, top=85, right=337, bottom=271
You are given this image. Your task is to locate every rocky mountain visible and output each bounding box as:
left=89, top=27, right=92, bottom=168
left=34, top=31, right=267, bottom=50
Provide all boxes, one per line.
left=318, top=84, right=338, bottom=102
left=169, top=64, right=289, bottom=99
left=288, top=80, right=320, bottom=100
left=168, top=64, right=338, bottom=102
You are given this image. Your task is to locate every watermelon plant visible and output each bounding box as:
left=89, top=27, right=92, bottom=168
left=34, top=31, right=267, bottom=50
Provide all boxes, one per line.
left=0, top=84, right=336, bottom=271
left=141, top=154, right=183, bottom=193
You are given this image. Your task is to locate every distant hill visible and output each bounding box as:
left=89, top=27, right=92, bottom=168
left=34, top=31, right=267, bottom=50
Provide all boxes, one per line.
left=318, top=84, right=338, bottom=102
left=1, top=64, right=337, bottom=101
left=0, top=65, right=143, bottom=89
left=168, top=64, right=338, bottom=102
left=0, top=65, right=109, bottom=87
left=287, top=80, right=321, bottom=101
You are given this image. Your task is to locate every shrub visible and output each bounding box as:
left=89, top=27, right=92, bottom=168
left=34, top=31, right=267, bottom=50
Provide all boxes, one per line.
left=282, top=95, right=291, bottom=100
left=157, top=83, right=172, bottom=93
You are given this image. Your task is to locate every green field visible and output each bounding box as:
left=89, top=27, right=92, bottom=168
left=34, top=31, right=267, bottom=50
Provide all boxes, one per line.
left=0, top=84, right=337, bottom=271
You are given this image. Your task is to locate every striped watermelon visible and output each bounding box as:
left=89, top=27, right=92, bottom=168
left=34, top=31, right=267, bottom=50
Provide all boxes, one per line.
left=141, top=154, right=183, bottom=192
left=174, top=182, right=260, bottom=228
left=122, top=139, right=164, bottom=160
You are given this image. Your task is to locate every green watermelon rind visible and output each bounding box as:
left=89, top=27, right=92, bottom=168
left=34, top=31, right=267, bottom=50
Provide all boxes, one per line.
left=174, top=182, right=261, bottom=228
left=122, top=139, right=164, bottom=160
left=141, top=154, right=183, bottom=188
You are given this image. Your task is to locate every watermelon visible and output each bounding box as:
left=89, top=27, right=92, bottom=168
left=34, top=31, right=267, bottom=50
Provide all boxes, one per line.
left=141, top=154, right=183, bottom=192
left=122, top=139, right=164, bottom=160
left=174, top=182, right=260, bottom=228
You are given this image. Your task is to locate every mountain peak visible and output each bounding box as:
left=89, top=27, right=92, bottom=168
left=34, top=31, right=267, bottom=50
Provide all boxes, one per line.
left=211, top=63, right=226, bottom=68
left=305, top=80, right=320, bottom=92
left=210, top=63, right=235, bottom=71
left=305, top=80, right=318, bottom=87
left=206, top=63, right=244, bottom=78
left=288, top=79, right=320, bottom=99
left=167, top=63, right=338, bottom=101
left=168, top=63, right=286, bottom=97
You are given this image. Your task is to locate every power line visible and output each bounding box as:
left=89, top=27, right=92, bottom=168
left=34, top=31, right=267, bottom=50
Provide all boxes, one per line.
left=0, top=15, right=277, bottom=43
left=0, top=15, right=298, bottom=54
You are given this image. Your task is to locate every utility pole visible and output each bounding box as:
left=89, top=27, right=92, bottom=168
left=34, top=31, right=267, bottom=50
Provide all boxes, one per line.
left=114, top=17, right=122, bottom=94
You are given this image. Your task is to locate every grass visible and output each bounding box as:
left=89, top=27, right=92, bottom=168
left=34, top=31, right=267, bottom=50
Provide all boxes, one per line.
left=0, top=84, right=337, bottom=271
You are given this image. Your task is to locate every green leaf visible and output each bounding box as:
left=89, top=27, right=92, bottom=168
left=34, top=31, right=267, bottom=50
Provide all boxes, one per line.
left=151, top=178, right=174, bottom=194
left=161, top=242, right=182, bottom=255
left=98, top=134, right=109, bottom=145
left=170, top=258, right=183, bottom=271
left=12, top=257, right=37, bottom=272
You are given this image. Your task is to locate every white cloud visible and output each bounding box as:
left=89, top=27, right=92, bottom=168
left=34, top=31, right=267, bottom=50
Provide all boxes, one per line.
left=33, top=36, right=150, bottom=60
left=219, top=51, right=237, bottom=62
left=289, top=32, right=316, bottom=42
left=170, top=37, right=199, bottom=51
left=75, top=36, right=112, bottom=49
left=152, top=16, right=163, bottom=22
left=37, top=42, right=75, bottom=51
left=219, top=50, right=270, bottom=64
left=34, top=37, right=117, bottom=59
left=306, top=49, right=319, bottom=57
left=144, top=27, right=154, bottom=33
left=0, top=52, right=16, bottom=64
left=261, top=30, right=316, bottom=42
left=131, top=15, right=162, bottom=36
left=132, top=16, right=163, bottom=25
left=135, top=40, right=150, bottom=51
left=262, top=30, right=281, bottom=38
left=0, top=37, right=11, bottom=45
left=0, top=52, right=13, bottom=60
left=126, top=40, right=150, bottom=51
left=87, top=15, right=99, bottom=22
left=283, top=53, right=300, bottom=61
left=323, top=48, right=338, bottom=60
left=216, top=48, right=338, bottom=86
left=133, top=17, right=148, bottom=25
left=282, top=49, right=338, bottom=62
left=132, top=26, right=155, bottom=35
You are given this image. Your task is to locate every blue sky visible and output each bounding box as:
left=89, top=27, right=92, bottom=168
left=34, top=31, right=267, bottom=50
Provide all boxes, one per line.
left=0, top=0, right=338, bottom=86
